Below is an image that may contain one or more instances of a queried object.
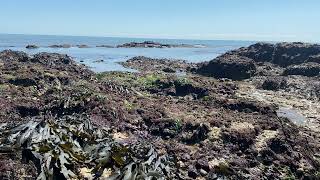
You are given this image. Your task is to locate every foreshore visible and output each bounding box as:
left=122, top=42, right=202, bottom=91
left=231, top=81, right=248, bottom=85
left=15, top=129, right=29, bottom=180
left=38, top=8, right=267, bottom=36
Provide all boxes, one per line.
left=0, top=42, right=319, bottom=179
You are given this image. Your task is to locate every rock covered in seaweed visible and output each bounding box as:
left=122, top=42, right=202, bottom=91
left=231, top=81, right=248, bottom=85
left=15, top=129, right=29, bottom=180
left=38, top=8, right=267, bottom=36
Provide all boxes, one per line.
left=283, top=62, right=320, bottom=77
left=197, top=55, right=257, bottom=80
left=261, top=76, right=288, bottom=90
left=231, top=42, right=320, bottom=67
left=0, top=50, right=29, bottom=62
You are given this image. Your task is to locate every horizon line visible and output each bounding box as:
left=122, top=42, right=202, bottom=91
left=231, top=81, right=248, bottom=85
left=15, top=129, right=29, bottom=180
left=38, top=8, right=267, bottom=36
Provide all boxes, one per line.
left=0, top=32, right=276, bottom=43
left=1, top=32, right=318, bottom=44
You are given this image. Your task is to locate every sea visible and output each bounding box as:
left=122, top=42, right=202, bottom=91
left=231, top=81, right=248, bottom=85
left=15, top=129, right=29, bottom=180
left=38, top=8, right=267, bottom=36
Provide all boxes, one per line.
left=0, top=34, right=255, bottom=72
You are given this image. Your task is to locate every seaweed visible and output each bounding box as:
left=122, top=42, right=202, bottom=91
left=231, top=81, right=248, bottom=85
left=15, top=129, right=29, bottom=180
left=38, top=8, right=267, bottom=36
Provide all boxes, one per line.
left=0, top=117, right=171, bottom=179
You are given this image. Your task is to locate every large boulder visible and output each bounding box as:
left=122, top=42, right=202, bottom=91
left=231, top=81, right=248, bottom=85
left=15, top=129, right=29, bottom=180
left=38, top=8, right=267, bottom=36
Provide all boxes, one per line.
left=197, top=55, right=256, bottom=80
left=283, top=62, right=320, bottom=77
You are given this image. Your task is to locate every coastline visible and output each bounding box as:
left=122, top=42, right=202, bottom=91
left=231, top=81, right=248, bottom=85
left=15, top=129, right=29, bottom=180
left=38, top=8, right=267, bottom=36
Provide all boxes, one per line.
left=0, top=42, right=319, bottom=179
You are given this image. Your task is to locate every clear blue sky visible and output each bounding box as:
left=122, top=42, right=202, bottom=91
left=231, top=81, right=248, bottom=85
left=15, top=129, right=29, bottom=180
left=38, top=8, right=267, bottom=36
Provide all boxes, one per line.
left=0, top=0, right=319, bottom=42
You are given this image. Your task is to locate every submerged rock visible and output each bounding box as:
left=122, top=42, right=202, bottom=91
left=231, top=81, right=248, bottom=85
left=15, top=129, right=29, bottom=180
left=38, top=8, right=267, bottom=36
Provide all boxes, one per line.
left=96, top=45, right=115, bottom=48
left=197, top=55, right=257, bottom=80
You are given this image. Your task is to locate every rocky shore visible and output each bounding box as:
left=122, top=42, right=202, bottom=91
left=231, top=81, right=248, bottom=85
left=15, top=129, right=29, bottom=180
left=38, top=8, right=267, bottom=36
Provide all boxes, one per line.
left=116, top=41, right=205, bottom=48
left=23, top=41, right=205, bottom=49
left=0, top=42, right=319, bottom=179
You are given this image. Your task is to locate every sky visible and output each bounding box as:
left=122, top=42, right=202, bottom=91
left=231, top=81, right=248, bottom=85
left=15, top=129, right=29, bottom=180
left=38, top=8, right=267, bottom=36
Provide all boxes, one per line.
left=0, top=0, right=319, bottom=42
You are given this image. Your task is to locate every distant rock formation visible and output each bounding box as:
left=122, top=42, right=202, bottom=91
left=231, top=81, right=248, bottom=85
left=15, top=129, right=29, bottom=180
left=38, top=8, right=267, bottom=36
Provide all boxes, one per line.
left=25, top=44, right=39, bottom=49
left=76, top=44, right=90, bottom=48
left=96, top=45, right=115, bottom=48
left=117, top=41, right=205, bottom=48
left=48, top=44, right=71, bottom=48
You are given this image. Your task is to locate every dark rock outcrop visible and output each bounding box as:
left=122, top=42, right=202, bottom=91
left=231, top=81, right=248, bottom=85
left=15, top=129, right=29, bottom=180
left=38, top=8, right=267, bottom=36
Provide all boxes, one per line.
left=117, top=41, right=171, bottom=48
left=0, top=50, right=29, bottom=62
left=117, top=41, right=203, bottom=48
left=283, top=62, right=320, bottom=77
left=232, top=42, right=320, bottom=67
left=26, top=45, right=39, bottom=49
left=48, top=44, right=71, bottom=48
left=197, top=55, right=257, bottom=80
left=233, top=42, right=275, bottom=63
left=273, top=42, right=320, bottom=67
left=121, top=56, right=193, bottom=72
left=76, top=44, right=90, bottom=48
left=96, top=45, right=115, bottom=48
left=31, top=52, right=73, bottom=65
left=307, top=54, right=320, bottom=63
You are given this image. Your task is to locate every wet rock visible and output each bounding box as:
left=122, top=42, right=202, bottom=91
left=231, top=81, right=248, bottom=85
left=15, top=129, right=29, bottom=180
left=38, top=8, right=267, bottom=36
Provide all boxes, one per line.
left=26, top=44, right=39, bottom=49
left=0, top=50, right=29, bottom=62
left=76, top=44, right=90, bottom=48
left=261, top=76, right=287, bottom=90
left=96, top=45, right=115, bottom=48
left=117, top=41, right=200, bottom=48
left=283, top=62, right=320, bottom=77
left=48, top=44, right=71, bottom=48
left=93, top=59, right=104, bottom=63
left=9, top=78, right=37, bottom=87
left=197, top=55, right=257, bottom=80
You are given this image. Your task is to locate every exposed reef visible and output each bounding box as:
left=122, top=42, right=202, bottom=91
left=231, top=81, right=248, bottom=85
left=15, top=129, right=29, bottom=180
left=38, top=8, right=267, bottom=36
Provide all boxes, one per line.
left=0, top=42, right=320, bottom=179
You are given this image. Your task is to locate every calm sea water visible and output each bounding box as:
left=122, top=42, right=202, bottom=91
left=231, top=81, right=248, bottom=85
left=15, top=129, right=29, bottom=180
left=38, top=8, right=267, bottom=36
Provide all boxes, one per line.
left=0, top=34, right=255, bottom=72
